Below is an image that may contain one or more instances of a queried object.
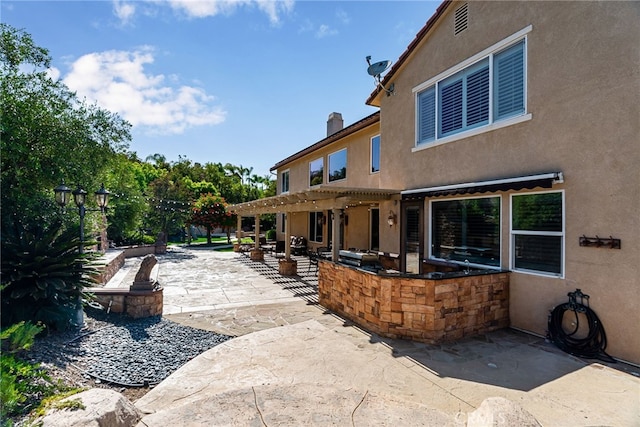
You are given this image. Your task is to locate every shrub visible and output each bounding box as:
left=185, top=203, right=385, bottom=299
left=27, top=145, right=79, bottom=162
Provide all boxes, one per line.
left=265, top=229, right=276, bottom=241
left=1, top=219, right=99, bottom=330
left=0, top=321, right=81, bottom=423
left=0, top=321, right=47, bottom=420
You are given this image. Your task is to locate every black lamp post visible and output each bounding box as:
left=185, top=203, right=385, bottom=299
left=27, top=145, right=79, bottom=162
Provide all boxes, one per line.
left=54, top=182, right=110, bottom=254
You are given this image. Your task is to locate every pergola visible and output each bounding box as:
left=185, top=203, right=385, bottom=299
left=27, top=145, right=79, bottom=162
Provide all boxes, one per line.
left=230, top=186, right=399, bottom=261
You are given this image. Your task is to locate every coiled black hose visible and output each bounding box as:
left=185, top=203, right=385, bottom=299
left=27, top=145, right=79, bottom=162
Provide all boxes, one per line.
left=547, top=289, right=616, bottom=363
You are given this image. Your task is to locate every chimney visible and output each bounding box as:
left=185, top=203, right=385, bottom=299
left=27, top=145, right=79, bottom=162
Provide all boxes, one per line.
left=326, top=112, right=343, bottom=137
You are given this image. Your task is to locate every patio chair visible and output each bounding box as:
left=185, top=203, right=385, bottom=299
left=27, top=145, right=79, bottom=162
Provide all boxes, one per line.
left=274, top=240, right=286, bottom=258
left=290, top=236, right=307, bottom=255
left=308, top=251, right=319, bottom=274
left=317, top=246, right=330, bottom=259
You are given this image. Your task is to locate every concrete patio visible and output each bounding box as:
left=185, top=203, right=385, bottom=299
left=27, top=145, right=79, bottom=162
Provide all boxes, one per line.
left=116, top=247, right=639, bottom=426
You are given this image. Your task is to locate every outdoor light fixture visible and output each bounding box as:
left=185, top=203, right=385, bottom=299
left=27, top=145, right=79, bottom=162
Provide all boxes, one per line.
left=54, top=182, right=110, bottom=253
left=387, top=210, right=397, bottom=227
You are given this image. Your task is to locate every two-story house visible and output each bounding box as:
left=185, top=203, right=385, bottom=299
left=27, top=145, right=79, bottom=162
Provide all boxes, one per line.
left=232, top=0, right=639, bottom=365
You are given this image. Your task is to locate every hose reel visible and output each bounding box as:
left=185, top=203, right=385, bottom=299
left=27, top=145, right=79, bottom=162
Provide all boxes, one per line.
left=547, top=289, right=615, bottom=363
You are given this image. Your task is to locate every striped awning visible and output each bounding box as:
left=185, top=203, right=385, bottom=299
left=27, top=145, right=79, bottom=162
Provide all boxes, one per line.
left=401, top=172, right=564, bottom=200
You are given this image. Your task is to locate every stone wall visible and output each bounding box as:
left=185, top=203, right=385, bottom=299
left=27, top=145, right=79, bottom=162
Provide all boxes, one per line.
left=93, top=250, right=125, bottom=285
left=122, top=245, right=165, bottom=258
left=318, top=261, right=509, bottom=343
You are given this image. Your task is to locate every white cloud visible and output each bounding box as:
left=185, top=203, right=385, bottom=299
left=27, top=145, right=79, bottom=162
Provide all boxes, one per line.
left=113, top=0, right=136, bottom=25
left=336, top=8, right=349, bottom=25
left=63, top=48, right=226, bottom=134
left=315, top=24, right=338, bottom=39
left=115, top=0, right=294, bottom=25
left=46, top=67, right=61, bottom=81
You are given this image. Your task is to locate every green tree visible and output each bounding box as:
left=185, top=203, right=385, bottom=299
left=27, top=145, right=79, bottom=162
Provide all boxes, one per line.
left=146, top=174, right=193, bottom=242
left=191, top=194, right=235, bottom=244
left=103, top=153, right=148, bottom=245
left=0, top=24, right=130, bottom=329
left=0, top=24, right=130, bottom=234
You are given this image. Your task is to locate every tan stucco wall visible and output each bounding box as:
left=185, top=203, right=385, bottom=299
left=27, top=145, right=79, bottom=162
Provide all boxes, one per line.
left=376, top=1, right=640, bottom=363
left=275, top=120, right=385, bottom=246
left=343, top=206, right=370, bottom=250
left=288, top=211, right=309, bottom=240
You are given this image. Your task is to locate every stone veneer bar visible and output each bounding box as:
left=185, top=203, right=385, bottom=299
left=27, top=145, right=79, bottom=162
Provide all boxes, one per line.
left=318, top=261, right=510, bottom=343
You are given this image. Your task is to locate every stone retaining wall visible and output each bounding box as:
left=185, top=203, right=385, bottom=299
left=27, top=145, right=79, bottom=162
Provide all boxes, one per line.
left=121, top=244, right=166, bottom=258
left=318, top=261, right=509, bottom=343
left=93, top=250, right=125, bottom=285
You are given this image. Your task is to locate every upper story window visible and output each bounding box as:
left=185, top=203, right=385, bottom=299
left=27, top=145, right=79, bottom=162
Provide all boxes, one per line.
left=309, top=158, right=323, bottom=187
left=328, top=149, right=347, bottom=182
left=511, top=191, right=564, bottom=277
left=415, top=27, right=530, bottom=147
left=371, top=135, right=380, bottom=173
left=281, top=170, right=290, bottom=194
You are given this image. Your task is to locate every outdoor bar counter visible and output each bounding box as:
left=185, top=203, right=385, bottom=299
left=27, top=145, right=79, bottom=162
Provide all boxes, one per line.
left=318, top=259, right=510, bottom=344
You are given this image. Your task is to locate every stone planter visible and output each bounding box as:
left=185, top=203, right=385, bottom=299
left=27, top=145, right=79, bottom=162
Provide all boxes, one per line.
left=250, top=248, right=264, bottom=261
left=89, top=287, right=163, bottom=319
left=278, top=258, right=297, bottom=276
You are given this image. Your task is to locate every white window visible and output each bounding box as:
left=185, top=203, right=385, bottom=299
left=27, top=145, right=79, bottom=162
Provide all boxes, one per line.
left=328, top=149, right=347, bottom=182
left=281, top=170, right=289, bottom=194
left=415, top=27, right=530, bottom=147
left=309, top=158, right=323, bottom=187
left=511, top=191, right=564, bottom=277
left=430, top=196, right=501, bottom=268
left=371, top=135, right=380, bottom=173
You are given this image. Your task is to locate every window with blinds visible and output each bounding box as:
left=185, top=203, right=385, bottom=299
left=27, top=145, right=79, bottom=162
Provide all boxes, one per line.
left=494, top=41, right=525, bottom=120
left=430, top=197, right=501, bottom=267
left=511, top=192, right=564, bottom=276
left=416, top=37, right=526, bottom=145
left=438, top=59, right=489, bottom=137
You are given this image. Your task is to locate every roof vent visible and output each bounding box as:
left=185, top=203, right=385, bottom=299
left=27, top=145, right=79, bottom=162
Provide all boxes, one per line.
left=454, top=3, right=468, bottom=35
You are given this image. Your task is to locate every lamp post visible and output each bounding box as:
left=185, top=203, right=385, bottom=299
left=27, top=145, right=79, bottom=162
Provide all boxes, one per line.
left=54, top=182, right=110, bottom=254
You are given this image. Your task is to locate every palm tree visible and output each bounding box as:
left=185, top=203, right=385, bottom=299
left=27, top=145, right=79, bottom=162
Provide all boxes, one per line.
left=223, top=163, right=241, bottom=183
left=145, top=153, right=169, bottom=169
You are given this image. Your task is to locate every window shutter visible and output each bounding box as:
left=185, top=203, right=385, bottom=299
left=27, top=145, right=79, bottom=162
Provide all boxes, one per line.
left=466, top=64, right=490, bottom=126
left=494, top=40, right=525, bottom=120
left=418, top=88, right=436, bottom=143
left=439, top=78, right=463, bottom=136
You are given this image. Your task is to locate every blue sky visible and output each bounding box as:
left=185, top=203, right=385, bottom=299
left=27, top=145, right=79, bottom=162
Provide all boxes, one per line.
left=3, top=0, right=439, bottom=177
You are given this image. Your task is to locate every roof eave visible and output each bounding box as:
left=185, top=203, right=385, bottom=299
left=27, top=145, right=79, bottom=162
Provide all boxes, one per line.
left=365, top=0, right=453, bottom=106
left=270, top=111, right=380, bottom=172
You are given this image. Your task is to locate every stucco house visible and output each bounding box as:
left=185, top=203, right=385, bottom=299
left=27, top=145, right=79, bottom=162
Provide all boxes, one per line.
left=232, top=0, right=639, bottom=365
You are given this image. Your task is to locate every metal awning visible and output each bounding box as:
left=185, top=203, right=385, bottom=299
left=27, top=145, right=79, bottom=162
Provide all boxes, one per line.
left=230, top=186, right=400, bottom=216
left=401, top=172, right=564, bottom=200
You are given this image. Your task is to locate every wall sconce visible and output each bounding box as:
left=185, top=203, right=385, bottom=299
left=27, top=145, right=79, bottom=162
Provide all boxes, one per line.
left=387, top=210, right=397, bottom=227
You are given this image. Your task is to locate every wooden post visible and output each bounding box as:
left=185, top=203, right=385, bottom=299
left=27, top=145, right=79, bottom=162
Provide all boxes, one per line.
left=332, top=208, right=341, bottom=262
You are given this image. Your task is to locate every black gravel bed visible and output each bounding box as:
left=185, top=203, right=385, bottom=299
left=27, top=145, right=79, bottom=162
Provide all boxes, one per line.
left=28, top=307, right=233, bottom=388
